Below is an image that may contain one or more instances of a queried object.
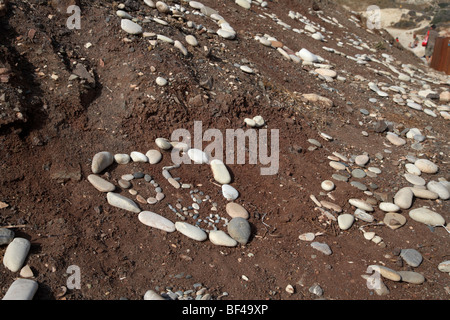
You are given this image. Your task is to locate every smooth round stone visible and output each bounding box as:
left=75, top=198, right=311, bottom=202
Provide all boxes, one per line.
left=209, top=230, right=238, bottom=247
left=217, top=29, right=236, bottom=39
left=332, top=174, right=349, bottom=182
left=226, top=202, right=249, bottom=219
left=244, top=118, right=256, bottom=127
left=222, top=184, right=239, bottom=200
left=383, top=212, right=406, bottom=230
left=438, top=261, right=450, bottom=273
left=138, top=211, right=175, bottom=232
left=240, top=66, right=254, bottom=74
left=405, top=163, right=421, bottom=175
left=0, top=228, right=15, bottom=246
left=114, top=153, right=131, bottom=164
left=351, top=169, right=366, bottom=179
left=87, top=174, right=115, bottom=192
left=147, top=197, right=158, bottom=205
left=156, top=76, right=168, bottom=86
left=315, top=68, right=337, bottom=78
left=369, top=265, right=401, bottom=281
left=3, top=238, right=31, bottom=272
left=189, top=1, right=204, bottom=9
left=210, top=159, right=231, bottom=184
left=253, top=115, right=265, bottom=127
left=337, top=214, right=354, bottom=230
left=299, top=232, right=315, bottom=241
left=407, top=101, right=422, bottom=110
left=145, top=149, right=162, bottom=164
left=121, top=19, right=143, bottom=35
left=349, top=199, right=374, bottom=212
left=386, top=132, right=406, bottom=146
left=144, top=0, right=156, bottom=8
left=414, top=159, right=438, bottom=174
left=363, top=231, right=375, bottom=240
left=91, top=151, right=114, bottom=174
left=310, top=242, right=332, bottom=255
left=185, top=35, right=198, bottom=46
left=155, top=137, right=172, bottom=150
left=379, top=202, right=400, bottom=212
left=368, top=167, right=381, bottom=174
left=187, top=148, right=209, bottom=164
left=400, top=249, right=423, bottom=267
left=350, top=181, right=367, bottom=191
left=354, top=209, right=374, bottom=222
left=106, top=192, right=141, bottom=213
left=130, top=151, right=148, bottom=162
left=144, top=290, right=165, bottom=300
left=404, top=173, right=426, bottom=186
left=155, top=1, right=170, bottom=13
left=321, top=180, right=335, bottom=191
left=167, top=178, right=180, bottom=189
left=121, top=174, right=134, bottom=181
left=329, top=161, right=346, bottom=171
left=116, top=10, right=132, bottom=19
left=174, top=40, right=188, bottom=56
left=2, top=279, right=38, bottom=300
left=355, top=155, right=369, bottom=166
left=175, top=222, right=207, bottom=241
left=410, top=187, right=438, bottom=200
left=235, top=0, right=251, bottom=9
left=227, top=217, right=251, bottom=245
left=298, top=48, right=318, bottom=62
left=397, top=271, right=425, bottom=284
left=427, top=181, right=450, bottom=200
left=118, top=179, right=131, bottom=189
left=409, top=207, right=445, bottom=226
left=394, top=187, right=414, bottom=209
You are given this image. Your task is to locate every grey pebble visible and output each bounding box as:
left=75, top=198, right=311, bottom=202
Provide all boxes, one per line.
left=350, top=181, right=368, bottom=191
left=400, top=249, right=423, bottom=267
left=0, top=228, right=15, bottom=246
left=351, top=169, right=366, bottom=179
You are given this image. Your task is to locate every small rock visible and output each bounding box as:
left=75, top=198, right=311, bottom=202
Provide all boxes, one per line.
left=155, top=137, right=172, bottom=150
left=400, top=249, right=423, bottom=267
left=0, top=228, right=15, bottom=246
left=91, top=151, right=114, bottom=174
left=227, top=217, right=251, bottom=245
left=299, top=232, right=315, bottom=241
left=383, top=212, right=406, bottom=230
left=310, top=241, right=332, bottom=255
left=222, top=184, right=239, bottom=201
left=175, top=221, right=207, bottom=241
left=3, top=238, right=31, bottom=272
left=394, top=187, right=414, bottom=210
left=114, top=153, right=131, bottom=164
left=130, top=151, right=148, bottom=162
left=321, top=180, right=335, bottom=191
left=414, top=159, right=438, bottom=174
left=145, top=149, right=162, bottom=164
left=348, top=199, right=374, bottom=212
left=397, top=271, right=425, bottom=284
left=209, top=230, right=238, bottom=247
left=427, top=181, right=450, bottom=200
left=187, top=148, right=209, bottom=164
left=379, top=202, right=400, bottom=212
left=2, top=279, right=38, bottom=300
left=438, top=260, right=450, bottom=273
left=409, top=207, right=445, bottom=227
left=226, top=202, right=249, bottom=219
left=138, top=211, right=176, bottom=232
left=337, top=214, right=354, bottom=230
left=87, top=174, right=115, bottom=192
left=369, top=265, right=401, bottom=281
left=144, top=290, right=165, bottom=300
left=210, top=159, right=231, bottom=184
left=121, top=19, right=143, bottom=35
left=106, top=192, right=141, bottom=213
left=156, top=77, right=168, bottom=86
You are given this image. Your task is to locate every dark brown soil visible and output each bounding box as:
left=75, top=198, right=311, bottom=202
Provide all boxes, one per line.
left=0, top=0, right=449, bottom=301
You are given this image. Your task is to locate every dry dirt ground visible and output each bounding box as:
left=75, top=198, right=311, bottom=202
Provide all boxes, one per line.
left=0, top=0, right=449, bottom=302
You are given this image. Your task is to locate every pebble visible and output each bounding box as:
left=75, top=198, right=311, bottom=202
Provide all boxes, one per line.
left=348, top=199, right=374, bottom=212
left=397, top=271, right=425, bottom=284
left=185, top=35, right=198, bottom=47
left=309, top=284, right=323, bottom=296
left=355, top=155, right=369, bottom=166
left=409, top=207, right=445, bottom=226
left=414, top=159, right=438, bottom=174
left=379, top=202, right=400, bottom=212
left=0, top=228, right=15, bottom=245
left=351, top=169, right=366, bottom=179
left=321, top=180, right=335, bottom=191
left=114, top=153, right=131, bottom=164
left=209, top=230, right=238, bottom=247
left=337, top=214, right=354, bottom=230
left=145, top=149, right=162, bottom=164
left=227, top=217, right=251, bottom=245
left=3, top=238, right=31, bottom=272
left=121, top=174, right=134, bottom=181
left=350, top=181, right=367, bottom=191
left=147, top=197, right=158, bottom=205
left=329, top=161, right=346, bottom=171
left=315, top=68, right=337, bottom=78
left=400, top=249, right=423, bottom=267
left=138, top=211, right=175, bottom=232
left=144, top=290, right=165, bottom=300
left=20, top=265, right=34, bottom=278
left=369, top=265, right=401, bottom=281
left=427, top=181, right=450, bottom=200
left=386, top=132, right=406, bottom=146
left=299, top=232, right=315, bottom=241
left=409, top=187, right=438, bottom=200
left=332, top=174, right=349, bottom=182
left=156, top=77, right=168, bottom=86
left=87, top=174, right=115, bottom=192
left=106, top=192, right=141, bottom=213
left=168, top=178, right=180, bottom=189
left=310, top=242, right=332, bottom=255
left=156, top=1, right=170, bottom=13
left=175, top=222, right=207, bottom=241
left=298, top=48, right=318, bottom=62
left=116, top=10, right=132, bottom=19
left=121, top=19, right=143, bottom=35
left=187, top=148, right=209, bottom=164
left=91, top=151, right=114, bottom=174
left=155, top=138, right=172, bottom=150
left=404, top=173, right=425, bottom=186
left=210, top=159, right=231, bottom=184
left=354, top=209, right=374, bottom=222
left=174, top=40, right=188, bottom=56
left=222, top=184, right=239, bottom=201
left=2, top=279, right=38, bottom=300
left=253, top=115, right=265, bottom=127
left=235, top=0, right=251, bottom=9
left=240, top=66, right=254, bottom=74
left=405, top=163, right=421, bottom=175
left=438, top=260, right=450, bottom=273
left=320, top=200, right=342, bottom=213
left=226, top=202, right=249, bottom=219
left=118, top=179, right=131, bottom=189
left=394, top=187, right=414, bottom=210
left=383, top=212, right=406, bottom=230
left=130, top=151, right=148, bottom=162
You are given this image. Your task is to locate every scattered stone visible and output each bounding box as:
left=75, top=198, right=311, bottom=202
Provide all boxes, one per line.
left=209, top=230, right=238, bottom=247
left=349, top=199, right=374, bottom=212
left=427, top=181, right=450, bottom=200
left=3, top=237, right=31, bottom=272
left=185, top=35, right=198, bottom=46
left=369, top=265, right=401, bottom=281
left=329, top=161, right=346, bottom=171
left=222, top=184, right=239, bottom=201
left=156, top=76, right=168, bottom=86
left=146, top=149, right=162, bottom=164
left=386, top=132, right=406, bottom=146
left=337, top=213, right=354, bottom=230
left=355, top=155, right=369, bottom=166
left=106, top=192, right=141, bottom=213
left=175, top=222, right=207, bottom=241
left=394, top=187, right=414, bottom=210
left=299, top=232, right=315, bottom=241
left=320, top=200, right=342, bottom=213
left=400, top=249, right=423, bottom=267
left=87, top=174, right=115, bottom=192
left=405, top=163, right=421, bottom=175
left=155, top=1, right=170, bottom=13
left=352, top=169, right=366, bottom=179
left=114, top=153, right=131, bottom=164
left=130, top=151, right=148, bottom=162
left=138, top=211, right=176, bottom=232
left=144, top=290, right=165, bottom=300
left=397, top=271, right=425, bottom=284
left=404, top=173, right=426, bottom=186
left=414, top=159, right=438, bottom=174
left=298, top=48, right=318, bottom=62
left=383, top=212, right=406, bottom=230
left=409, top=187, right=438, bottom=200
left=121, top=19, right=143, bottom=35
left=321, top=180, right=335, bottom=191
left=210, top=159, right=231, bottom=184
left=2, top=279, right=38, bottom=300
left=227, top=217, right=251, bottom=245
left=226, top=202, right=249, bottom=219
left=409, top=207, right=445, bottom=227
left=0, top=228, right=15, bottom=246
left=91, top=151, right=114, bottom=174
left=187, top=148, right=209, bottom=164
left=20, top=265, right=34, bottom=278
left=379, top=202, right=400, bottom=212
left=354, top=209, right=374, bottom=222
left=438, top=261, right=450, bottom=273
left=155, top=137, right=172, bottom=150
left=311, top=242, right=332, bottom=255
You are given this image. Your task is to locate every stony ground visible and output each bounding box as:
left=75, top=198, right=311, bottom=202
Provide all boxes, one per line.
left=0, top=0, right=449, bottom=301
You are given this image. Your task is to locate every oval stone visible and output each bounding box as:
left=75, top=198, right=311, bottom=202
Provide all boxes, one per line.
left=87, top=174, right=115, bottom=192
left=386, top=132, right=406, bottom=146
left=175, top=222, right=207, bottom=241
left=222, top=184, right=239, bottom=201
left=394, top=187, right=414, bottom=209
left=185, top=35, right=198, bottom=46
left=91, top=151, right=114, bottom=174
left=404, top=173, right=425, bottom=186
left=321, top=180, right=335, bottom=191
left=368, top=265, right=401, bottom=281
left=0, top=228, right=15, bottom=246
left=187, top=148, right=209, bottom=164
left=145, top=149, right=162, bottom=164
left=427, top=181, right=450, bottom=200
left=121, top=19, right=143, bottom=35
left=210, top=159, right=231, bottom=184
left=2, top=279, right=38, bottom=300
left=355, top=154, right=369, bottom=166
left=144, top=290, right=165, bottom=300
left=409, top=207, right=445, bottom=226
left=348, top=199, right=374, bottom=212
left=383, top=212, right=406, bottom=230
left=414, top=159, right=438, bottom=174
left=337, top=214, right=354, bottom=230
left=379, top=202, right=400, bottom=212
left=138, top=211, right=175, bottom=232
left=106, top=192, right=141, bottom=213
left=405, top=163, right=421, bottom=175
left=329, top=161, right=346, bottom=170
left=397, top=271, right=425, bottom=284
left=209, top=230, right=238, bottom=247
left=155, top=138, right=172, bottom=150
left=130, top=151, right=148, bottom=162
left=438, top=260, right=450, bottom=273
left=310, top=242, right=332, bottom=255
left=400, top=248, right=423, bottom=267
left=3, top=238, right=31, bottom=272
left=226, top=202, right=249, bottom=219
left=114, top=153, right=131, bottom=164
left=227, top=217, right=251, bottom=245
left=410, top=187, right=439, bottom=200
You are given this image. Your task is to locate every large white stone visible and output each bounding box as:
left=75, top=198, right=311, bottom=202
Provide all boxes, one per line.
left=138, top=211, right=175, bottom=232
left=106, top=192, right=141, bottom=213
left=87, top=174, right=115, bottom=192
left=394, top=187, right=414, bottom=209
left=175, top=222, right=207, bottom=241
left=130, top=151, right=148, bottom=162
left=2, top=279, right=38, bottom=300
left=210, top=159, right=231, bottom=184
left=121, top=19, right=143, bottom=35
left=298, top=48, right=318, bottom=62
left=145, top=149, right=162, bottom=164
left=3, top=238, right=31, bottom=272
left=337, top=214, right=354, bottom=230
left=222, top=184, right=239, bottom=200
left=409, top=207, right=445, bottom=226
left=187, top=148, right=209, bottom=164
left=348, top=199, right=374, bottom=212
left=379, top=202, right=400, bottom=212
left=415, top=159, right=438, bottom=173
left=427, top=181, right=450, bottom=200
left=91, top=151, right=114, bottom=174
left=209, top=230, right=238, bottom=247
